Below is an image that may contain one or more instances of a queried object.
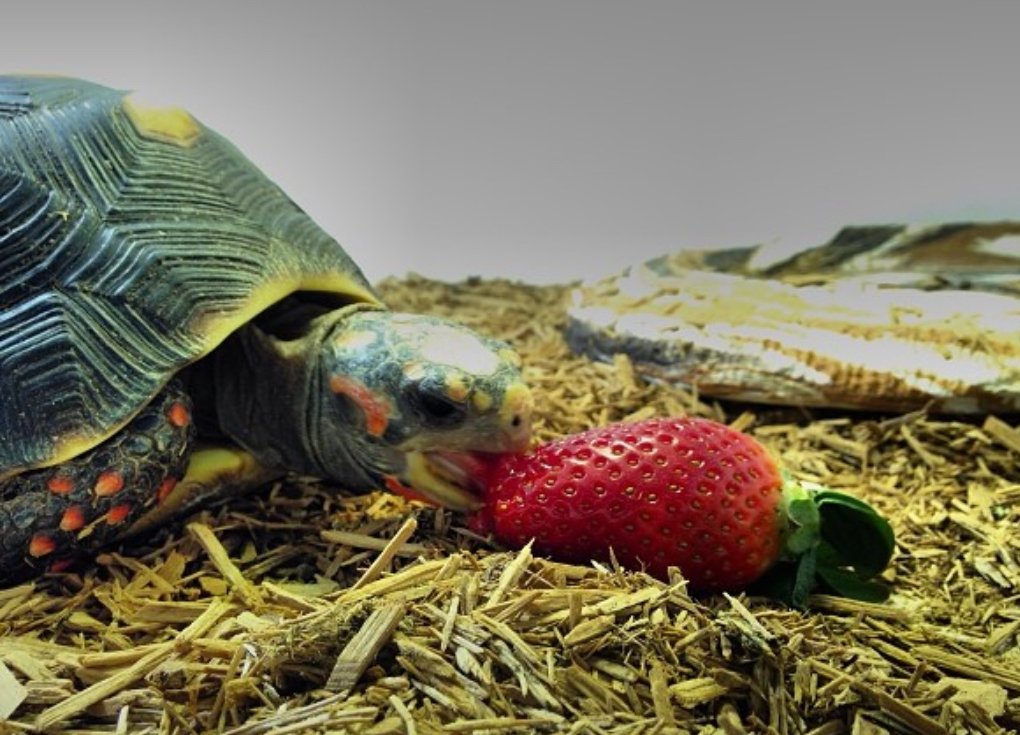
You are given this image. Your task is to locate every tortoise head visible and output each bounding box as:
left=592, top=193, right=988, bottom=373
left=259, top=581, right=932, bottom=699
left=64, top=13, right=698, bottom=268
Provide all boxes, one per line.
left=311, top=310, right=532, bottom=509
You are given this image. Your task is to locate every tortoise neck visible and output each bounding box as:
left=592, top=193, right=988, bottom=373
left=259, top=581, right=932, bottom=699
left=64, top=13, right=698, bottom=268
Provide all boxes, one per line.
left=209, top=321, right=371, bottom=485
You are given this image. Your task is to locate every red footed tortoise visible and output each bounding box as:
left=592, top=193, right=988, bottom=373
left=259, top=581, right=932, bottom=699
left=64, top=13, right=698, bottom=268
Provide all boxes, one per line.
left=0, top=76, right=532, bottom=585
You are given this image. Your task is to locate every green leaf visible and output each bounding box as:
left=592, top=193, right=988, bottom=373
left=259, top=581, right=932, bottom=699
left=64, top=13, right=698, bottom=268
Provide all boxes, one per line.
left=749, top=548, right=819, bottom=609
left=781, top=489, right=822, bottom=555
left=815, top=492, right=895, bottom=578
left=814, top=490, right=884, bottom=516
left=790, top=545, right=818, bottom=609
left=815, top=563, right=891, bottom=603
left=784, top=526, right=817, bottom=555
left=787, top=496, right=820, bottom=527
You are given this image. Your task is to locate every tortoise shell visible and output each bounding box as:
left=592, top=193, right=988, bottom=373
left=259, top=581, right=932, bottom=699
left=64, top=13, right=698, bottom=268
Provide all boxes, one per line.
left=0, top=76, right=380, bottom=478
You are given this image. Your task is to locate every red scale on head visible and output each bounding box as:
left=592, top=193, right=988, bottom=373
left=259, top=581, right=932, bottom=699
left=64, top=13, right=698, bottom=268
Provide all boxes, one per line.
left=330, top=375, right=391, bottom=437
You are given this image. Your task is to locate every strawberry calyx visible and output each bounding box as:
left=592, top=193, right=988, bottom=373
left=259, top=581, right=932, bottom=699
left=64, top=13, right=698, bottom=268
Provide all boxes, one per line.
left=757, top=474, right=896, bottom=608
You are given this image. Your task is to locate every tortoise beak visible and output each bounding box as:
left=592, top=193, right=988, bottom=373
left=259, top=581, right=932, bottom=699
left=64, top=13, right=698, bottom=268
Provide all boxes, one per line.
left=393, top=451, right=488, bottom=511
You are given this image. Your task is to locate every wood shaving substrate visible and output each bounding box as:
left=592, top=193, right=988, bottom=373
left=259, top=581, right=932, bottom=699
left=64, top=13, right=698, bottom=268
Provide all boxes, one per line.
left=1, top=275, right=1019, bottom=735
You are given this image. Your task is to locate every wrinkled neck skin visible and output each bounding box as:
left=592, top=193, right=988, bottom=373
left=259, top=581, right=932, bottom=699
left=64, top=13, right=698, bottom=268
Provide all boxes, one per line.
left=209, top=308, right=380, bottom=489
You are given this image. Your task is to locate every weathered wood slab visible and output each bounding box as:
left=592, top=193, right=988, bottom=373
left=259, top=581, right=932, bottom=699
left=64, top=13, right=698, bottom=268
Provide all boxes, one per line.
left=566, top=222, right=1020, bottom=413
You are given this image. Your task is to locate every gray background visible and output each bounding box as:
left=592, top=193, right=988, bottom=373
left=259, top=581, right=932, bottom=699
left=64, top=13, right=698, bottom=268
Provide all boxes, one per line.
left=4, top=2, right=1019, bottom=283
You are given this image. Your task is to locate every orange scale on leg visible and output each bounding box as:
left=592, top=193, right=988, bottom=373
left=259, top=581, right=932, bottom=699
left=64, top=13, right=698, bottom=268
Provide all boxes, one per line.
left=156, top=476, right=178, bottom=504
left=29, top=534, right=57, bottom=558
left=48, top=558, right=75, bottom=573
left=47, top=475, right=74, bottom=495
left=60, top=505, right=86, bottom=532
left=106, top=503, right=133, bottom=525
left=167, top=401, right=191, bottom=428
left=94, top=471, right=124, bottom=497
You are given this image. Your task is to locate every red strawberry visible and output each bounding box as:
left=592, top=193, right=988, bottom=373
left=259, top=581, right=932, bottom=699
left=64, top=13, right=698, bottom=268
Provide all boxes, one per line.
left=470, top=417, right=894, bottom=604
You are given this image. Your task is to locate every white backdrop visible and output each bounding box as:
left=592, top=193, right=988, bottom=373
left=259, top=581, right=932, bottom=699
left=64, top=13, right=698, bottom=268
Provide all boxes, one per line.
left=3, top=2, right=1020, bottom=283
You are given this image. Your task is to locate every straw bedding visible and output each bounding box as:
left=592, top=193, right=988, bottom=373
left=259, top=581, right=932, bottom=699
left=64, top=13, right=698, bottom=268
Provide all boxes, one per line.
left=1, top=275, right=1018, bottom=734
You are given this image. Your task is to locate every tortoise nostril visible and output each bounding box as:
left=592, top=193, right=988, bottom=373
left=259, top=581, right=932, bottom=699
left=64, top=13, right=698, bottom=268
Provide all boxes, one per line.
left=511, top=414, right=523, bottom=428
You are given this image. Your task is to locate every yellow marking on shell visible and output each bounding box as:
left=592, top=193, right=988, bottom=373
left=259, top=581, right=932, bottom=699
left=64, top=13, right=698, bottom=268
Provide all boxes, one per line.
left=191, top=271, right=380, bottom=354
left=5, top=432, right=102, bottom=482
left=445, top=373, right=470, bottom=402
left=122, top=93, right=202, bottom=147
left=335, top=330, right=379, bottom=351
left=472, top=390, right=494, bottom=412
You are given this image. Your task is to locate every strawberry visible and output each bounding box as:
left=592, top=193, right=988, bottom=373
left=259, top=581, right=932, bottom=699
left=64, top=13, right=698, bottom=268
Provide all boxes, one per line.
left=469, top=417, right=894, bottom=605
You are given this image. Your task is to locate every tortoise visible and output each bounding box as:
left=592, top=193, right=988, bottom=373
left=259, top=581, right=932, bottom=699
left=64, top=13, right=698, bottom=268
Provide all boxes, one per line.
left=0, top=76, right=533, bottom=585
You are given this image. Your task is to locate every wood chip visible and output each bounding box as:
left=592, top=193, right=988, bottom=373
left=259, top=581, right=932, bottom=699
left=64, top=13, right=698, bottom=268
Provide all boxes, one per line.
left=813, top=660, right=947, bottom=735
left=388, top=694, right=417, bottom=735
left=326, top=602, right=406, bottom=692
left=807, top=594, right=914, bottom=622
left=913, top=644, right=1020, bottom=692
left=442, top=716, right=562, bottom=731
left=482, top=541, right=532, bottom=610
left=670, top=677, right=728, bottom=708
left=321, top=529, right=429, bottom=556
left=983, top=415, right=1020, bottom=454
left=350, top=517, right=419, bottom=591
left=187, top=521, right=264, bottom=608
left=562, top=614, right=615, bottom=647
left=35, top=598, right=234, bottom=730
left=648, top=659, right=675, bottom=725
left=0, top=660, right=27, bottom=721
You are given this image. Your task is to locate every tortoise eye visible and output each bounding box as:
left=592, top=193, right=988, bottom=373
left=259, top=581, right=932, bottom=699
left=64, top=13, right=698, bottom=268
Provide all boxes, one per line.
left=412, top=390, right=466, bottom=427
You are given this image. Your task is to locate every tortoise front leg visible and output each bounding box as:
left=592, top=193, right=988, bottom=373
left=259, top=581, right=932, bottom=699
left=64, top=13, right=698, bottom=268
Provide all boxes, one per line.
left=125, top=445, right=281, bottom=538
